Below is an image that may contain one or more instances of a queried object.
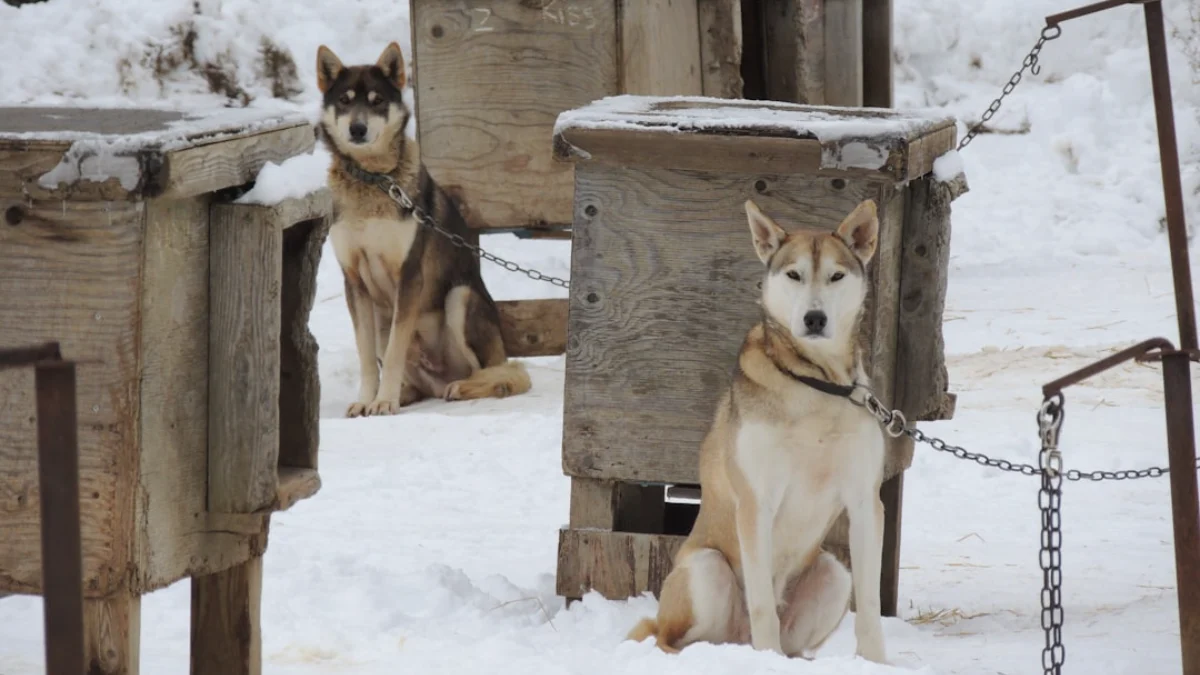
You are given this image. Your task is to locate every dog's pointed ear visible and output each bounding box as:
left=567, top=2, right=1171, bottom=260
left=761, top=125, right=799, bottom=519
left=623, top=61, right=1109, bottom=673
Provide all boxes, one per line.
left=376, top=41, right=406, bottom=89
left=316, top=45, right=344, bottom=94
left=745, top=200, right=786, bottom=264
left=834, top=199, right=879, bottom=264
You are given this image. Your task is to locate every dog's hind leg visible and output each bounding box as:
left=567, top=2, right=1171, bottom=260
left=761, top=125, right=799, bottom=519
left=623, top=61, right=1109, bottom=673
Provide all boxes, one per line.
left=627, top=548, right=746, bottom=653
left=779, top=551, right=852, bottom=658
left=441, top=286, right=531, bottom=401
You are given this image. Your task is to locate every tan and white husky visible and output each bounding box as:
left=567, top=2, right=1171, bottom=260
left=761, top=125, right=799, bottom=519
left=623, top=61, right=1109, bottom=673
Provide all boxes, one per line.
left=627, top=198, right=888, bottom=664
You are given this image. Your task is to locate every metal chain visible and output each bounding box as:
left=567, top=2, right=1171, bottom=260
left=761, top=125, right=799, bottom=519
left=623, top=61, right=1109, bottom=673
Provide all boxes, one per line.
left=353, top=168, right=571, bottom=289
left=958, top=24, right=1063, bottom=151
left=1037, top=395, right=1065, bottom=675
left=850, top=386, right=1197, bottom=480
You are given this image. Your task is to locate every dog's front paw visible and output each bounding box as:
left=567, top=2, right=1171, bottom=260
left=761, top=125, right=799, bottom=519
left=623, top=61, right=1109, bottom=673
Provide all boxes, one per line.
left=855, top=641, right=887, bottom=665
left=346, top=401, right=370, bottom=418
left=365, top=397, right=402, bottom=416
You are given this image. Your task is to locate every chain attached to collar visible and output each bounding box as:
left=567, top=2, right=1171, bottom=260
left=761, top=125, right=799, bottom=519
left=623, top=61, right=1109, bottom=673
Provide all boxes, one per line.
left=341, top=158, right=570, bottom=289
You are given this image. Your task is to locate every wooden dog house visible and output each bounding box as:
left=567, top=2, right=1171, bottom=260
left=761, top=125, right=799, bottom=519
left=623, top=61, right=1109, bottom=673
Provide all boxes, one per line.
left=0, top=106, right=328, bottom=675
left=552, top=95, right=961, bottom=614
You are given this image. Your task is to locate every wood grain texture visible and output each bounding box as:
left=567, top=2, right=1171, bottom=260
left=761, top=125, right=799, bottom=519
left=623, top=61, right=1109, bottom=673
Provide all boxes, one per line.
left=762, top=0, right=824, bottom=103
left=567, top=477, right=665, bottom=533
left=861, top=0, right=893, bottom=108
left=279, top=211, right=331, bottom=472
left=620, top=0, right=704, bottom=96
left=879, top=473, right=903, bottom=616
left=563, top=165, right=910, bottom=484
left=896, top=175, right=955, bottom=422
left=697, top=0, right=744, bottom=98
left=84, top=592, right=141, bottom=675
left=0, top=113, right=313, bottom=201
left=553, top=98, right=958, bottom=182
left=134, top=196, right=268, bottom=592
left=274, top=468, right=322, bottom=512
left=208, top=203, right=283, bottom=514
left=556, top=528, right=684, bottom=600
left=0, top=198, right=144, bottom=597
left=823, top=0, right=863, bottom=106
left=411, top=0, right=619, bottom=229
left=190, top=555, right=263, bottom=675
left=160, top=125, right=315, bottom=200
left=497, top=298, right=568, bottom=357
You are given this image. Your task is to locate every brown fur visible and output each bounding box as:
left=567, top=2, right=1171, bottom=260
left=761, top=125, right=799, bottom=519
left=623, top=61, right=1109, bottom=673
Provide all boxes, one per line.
left=626, top=200, right=887, bottom=663
left=317, top=42, right=531, bottom=417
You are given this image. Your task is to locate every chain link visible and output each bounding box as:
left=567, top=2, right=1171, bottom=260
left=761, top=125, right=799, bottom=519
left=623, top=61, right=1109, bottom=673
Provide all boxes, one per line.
left=958, top=24, right=1063, bottom=151
left=1037, top=395, right=1065, bottom=675
left=367, top=174, right=571, bottom=289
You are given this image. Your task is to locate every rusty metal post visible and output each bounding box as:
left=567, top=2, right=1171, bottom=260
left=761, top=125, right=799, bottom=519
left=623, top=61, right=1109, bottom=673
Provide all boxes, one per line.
left=1162, top=353, right=1200, bottom=673
left=1144, top=3, right=1200, bottom=673
left=34, top=359, right=85, bottom=675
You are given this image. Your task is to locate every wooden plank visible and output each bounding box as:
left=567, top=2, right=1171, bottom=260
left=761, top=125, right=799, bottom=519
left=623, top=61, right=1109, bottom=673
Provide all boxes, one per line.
left=208, top=203, right=283, bottom=514
left=160, top=125, right=315, bottom=200
left=410, top=0, right=619, bottom=230
left=823, top=0, right=863, bottom=106
left=762, top=0, right=824, bottom=103
left=697, top=0, right=744, bottom=98
left=497, top=298, right=567, bottom=357
left=278, top=204, right=331, bottom=472
left=83, top=592, right=141, bottom=675
left=133, top=197, right=269, bottom=593
left=620, top=0, right=704, bottom=96
left=553, top=97, right=958, bottom=181
left=0, top=108, right=312, bottom=201
left=556, top=528, right=684, bottom=600
left=563, top=165, right=912, bottom=484
left=274, top=468, right=322, bottom=512
left=862, top=0, right=893, bottom=108
left=896, top=175, right=956, bottom=422
left=191, top=556, right=263, bottom=675
left=567, top=477, right=666, bottom=533
left=0, top=198, right=144, bottom=598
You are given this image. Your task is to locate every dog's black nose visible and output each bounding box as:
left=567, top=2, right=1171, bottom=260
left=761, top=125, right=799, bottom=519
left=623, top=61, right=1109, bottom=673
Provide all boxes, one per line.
left=349, top=121, right=368, bottom=141
left=803, top=311, right=827, bottom=334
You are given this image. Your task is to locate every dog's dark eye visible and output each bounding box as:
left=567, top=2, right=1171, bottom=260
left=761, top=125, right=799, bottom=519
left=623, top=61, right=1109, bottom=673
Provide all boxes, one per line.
left=830, top=271, right=845, bottom=282
left=786, top=270, right=802, bottom=282
left=339, top=93, right=352, bottom=105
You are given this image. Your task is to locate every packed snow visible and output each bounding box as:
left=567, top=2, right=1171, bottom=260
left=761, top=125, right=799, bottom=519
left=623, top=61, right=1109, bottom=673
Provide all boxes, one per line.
left=2, top=0, right=1200, bottom=674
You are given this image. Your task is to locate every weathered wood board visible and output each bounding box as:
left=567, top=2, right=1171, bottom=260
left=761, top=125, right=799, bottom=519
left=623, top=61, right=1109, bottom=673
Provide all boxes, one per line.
left=409, top=0, right=705, bottom=230
left=562, top=165, right=904, bottom=484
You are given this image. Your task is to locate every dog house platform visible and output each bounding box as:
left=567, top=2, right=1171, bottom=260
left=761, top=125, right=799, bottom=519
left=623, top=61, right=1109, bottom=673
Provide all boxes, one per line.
left=0, top=106, right=330, bottom=675
left=552, top=95, right=962, bottom=614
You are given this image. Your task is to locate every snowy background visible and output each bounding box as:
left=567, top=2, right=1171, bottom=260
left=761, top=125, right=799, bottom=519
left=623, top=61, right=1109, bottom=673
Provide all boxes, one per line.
left=2, top=0, right=1200, bottom=673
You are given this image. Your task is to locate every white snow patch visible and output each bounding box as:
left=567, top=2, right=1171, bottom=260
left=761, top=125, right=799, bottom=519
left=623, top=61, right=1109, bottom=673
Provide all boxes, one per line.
left=37, top=141, right=145, bottom=191
left=821, top=140, right=890, bottom=172
left=554, top=94, right=953, bottom=143
left=932, top=150, right=965, bottom=182
left=236, top=147, right=332, bottom=205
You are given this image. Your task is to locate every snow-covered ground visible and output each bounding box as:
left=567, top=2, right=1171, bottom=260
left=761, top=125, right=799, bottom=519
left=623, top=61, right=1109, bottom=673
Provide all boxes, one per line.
left=2, top=0, right=1200, bottom=673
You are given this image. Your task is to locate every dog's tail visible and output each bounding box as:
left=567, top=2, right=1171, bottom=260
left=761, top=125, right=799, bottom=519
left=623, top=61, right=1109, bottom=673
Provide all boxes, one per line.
left=626, top=617, right=682, bottom=654
left=447, top=360, right=532, bottom=401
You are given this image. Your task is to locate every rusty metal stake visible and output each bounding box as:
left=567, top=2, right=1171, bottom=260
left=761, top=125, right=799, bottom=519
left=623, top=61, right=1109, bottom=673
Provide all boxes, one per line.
left=0, top=342, right=85, bottom=675
left=35, top=360, right=85, bottom=675
left=1045, top=2, right=1200, bottom=672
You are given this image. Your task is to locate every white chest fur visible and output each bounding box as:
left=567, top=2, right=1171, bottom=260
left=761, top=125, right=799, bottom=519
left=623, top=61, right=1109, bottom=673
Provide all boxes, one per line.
left=733, top=393, right=884, bottom=589
left=330, top=216, right=418, bottom=308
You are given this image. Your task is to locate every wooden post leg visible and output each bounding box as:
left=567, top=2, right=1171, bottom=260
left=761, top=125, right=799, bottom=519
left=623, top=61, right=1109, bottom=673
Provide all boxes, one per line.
left=84, top=592, right=141, bottom=675
left=879, top=473, right=904, bottom=617
left=191, top=556, right=263, bottom=675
